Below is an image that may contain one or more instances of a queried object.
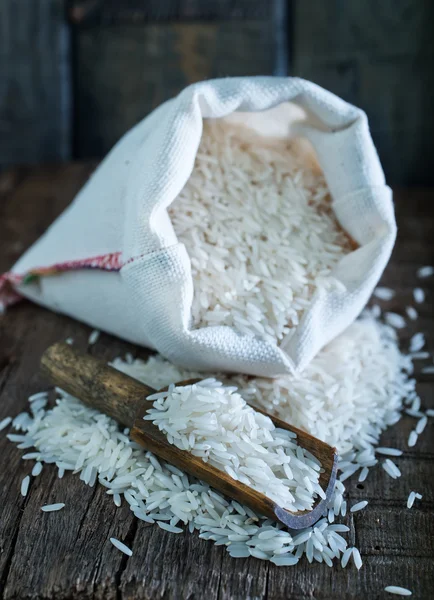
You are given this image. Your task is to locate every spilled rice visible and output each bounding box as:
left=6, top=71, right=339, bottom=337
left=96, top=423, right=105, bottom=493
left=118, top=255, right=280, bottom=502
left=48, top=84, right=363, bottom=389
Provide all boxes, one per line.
left=3, top=311, right=431, bottom=572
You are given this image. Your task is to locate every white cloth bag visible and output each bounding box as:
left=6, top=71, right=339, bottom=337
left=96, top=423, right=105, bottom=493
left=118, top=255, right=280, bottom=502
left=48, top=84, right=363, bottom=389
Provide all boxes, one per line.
left=4, top=77, right=396, bottom=376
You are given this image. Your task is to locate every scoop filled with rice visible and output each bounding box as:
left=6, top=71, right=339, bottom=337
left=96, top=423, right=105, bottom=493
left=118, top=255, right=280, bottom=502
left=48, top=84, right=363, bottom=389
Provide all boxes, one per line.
left=145, top=378, right=325, bottom=512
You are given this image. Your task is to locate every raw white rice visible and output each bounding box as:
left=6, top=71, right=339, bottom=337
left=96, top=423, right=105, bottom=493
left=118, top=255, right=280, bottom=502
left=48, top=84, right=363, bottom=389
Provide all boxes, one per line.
left=21, top=475, right=30, bottom=497
left=385, top=586, right=412, bottom=596
left=426, top=409, right=434, bottom=417
left=374, top=287, right=395, bottom=300
left=28, top=391, right=48, bottom=402
left=88, top=329, right=100, bottom=345
left=157, top=522, right=183, bottom=534
left=406, top=491, right=422, bottom=509
left=417, top=266, right=433, bottom=278
left=145, top=379, right=322, bottom=511
left=383, top=459, right=401, bottom=479
left=421, top=366, right=434, bottom=374
left=408, top=431, right=418, bottom=447
left=371, top=304, right=382, bottom=318
left=405, top=306, right=418, bottom=321
left=352, top=547, right=363, bottom=569
left=350, top=501, right=368, bottom=513
left=341, top=547, right=353, bottom=568
left=270, top=555, right=299, bottom=566
left=376, top=448, right=402, bottom=457
left=385, top=312, right=406, bottom=329
left=32, top=462, right=43, bottom=476
left=110, top=537, right=133, bottom=556
left=0, top=416, right=12, bottom=431
left=358, top=467, right=369, bottom=482
left=407, top=491, right=416, bottom=509
left=2, top=313, right=423, bottom=571
left=413, top=288, right=425, bottom=304
left=410, top=352, right=429, bottom=360
left=31, top=398, right=47, bottom=413
left=41, top=503, right=65, bottom=512
left=415, top=416, right=427, bottom=434
left=406, top=409, right=422, bottom=419
left=409, top=333, right=425, bottom=353
left=169, top=120, right=352, bottom=344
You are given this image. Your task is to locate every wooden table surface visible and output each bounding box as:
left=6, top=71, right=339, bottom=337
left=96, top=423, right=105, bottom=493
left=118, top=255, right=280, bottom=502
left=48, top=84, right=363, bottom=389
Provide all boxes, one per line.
left=0, top=165, right=433, bottom=600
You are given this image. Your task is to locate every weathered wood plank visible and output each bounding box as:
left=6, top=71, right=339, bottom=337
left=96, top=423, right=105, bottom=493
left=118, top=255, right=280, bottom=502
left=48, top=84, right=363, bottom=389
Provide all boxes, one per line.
left=267, top=556, right=432, bottom=600
left=292, top=1, right=434, bottom=185
left=69, top=0, right=272, bottom=24
left=121, top=525, right=224, bottom=600
left=294, top=1, right=433, bottom=59
left=355, top=506, right=434, bottom=558
left=75, top=21, right=277, bottom=157
left=0, top=0, right=71, bottom=167
left=0, top=166, right=433, bottom=599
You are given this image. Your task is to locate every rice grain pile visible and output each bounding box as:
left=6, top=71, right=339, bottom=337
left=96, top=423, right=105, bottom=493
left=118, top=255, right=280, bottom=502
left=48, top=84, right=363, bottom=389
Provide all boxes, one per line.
left=145, top=379, right=324, bottom=511
left=169, top=120, right=353, bottom=344
left=4, top=312, right=428, bottom=570
left=229, top=313, right=415, bottom=472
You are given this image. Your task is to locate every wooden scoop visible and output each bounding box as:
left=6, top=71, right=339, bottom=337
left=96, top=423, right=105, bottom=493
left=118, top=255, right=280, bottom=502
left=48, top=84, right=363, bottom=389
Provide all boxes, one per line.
left=41, top=342, right=338, bottom=530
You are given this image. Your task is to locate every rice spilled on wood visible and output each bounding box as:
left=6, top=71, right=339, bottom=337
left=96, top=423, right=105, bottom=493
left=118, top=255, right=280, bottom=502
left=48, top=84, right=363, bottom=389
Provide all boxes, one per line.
left=110, top=537, right=133, bottom=556
left=41, top=503, right=65, bottom=512
left=350, top=501, right=368, bottom=513
left=408, top=431, right=418, bottom=447
left=382, top=459, right=401, bottom=479
left=406, top=306, right=418, bottom=321
left=20, top=475, right=30, bottom=497
left=409, top=333, right=425, bottom=353
left=376, top=448, right=403, bottom=457
left=374, top=287, right=395, bottom=301
left=417, top=266, right=433, bottom=278
left=88, top=330, right=100, bottom=346
left=385, top=312, right=406, bottom=329
left=351, top=547, right=363, bottom=570
left=413, top=288, right=425, bottom=304
left=2, top=310, right=426, bottom=573
left=406, top=491, right=422, bottom=509
left=32, top=462, right=43, bottom=477
left=0, top=416, right=12, bottom=431
left=384, top=586, right=412, bottom=596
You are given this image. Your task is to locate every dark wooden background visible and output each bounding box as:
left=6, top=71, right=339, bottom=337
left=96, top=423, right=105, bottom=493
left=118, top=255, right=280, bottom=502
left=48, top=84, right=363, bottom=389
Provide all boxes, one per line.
left=1, top=0, right=434, bottom=184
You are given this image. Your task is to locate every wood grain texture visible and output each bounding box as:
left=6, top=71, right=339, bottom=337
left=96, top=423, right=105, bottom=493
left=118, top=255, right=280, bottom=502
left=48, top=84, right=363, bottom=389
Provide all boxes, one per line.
left=40, top=342, right=154, bottom=427
left=0, top=0, right=71, bottom=166
left=74, top=21, right=277, bottom=157
left=69, top=0, right=272, bottom=24
left=0, top=166, right=433, bottom=598
left=292, top=0, right=434, bottom=185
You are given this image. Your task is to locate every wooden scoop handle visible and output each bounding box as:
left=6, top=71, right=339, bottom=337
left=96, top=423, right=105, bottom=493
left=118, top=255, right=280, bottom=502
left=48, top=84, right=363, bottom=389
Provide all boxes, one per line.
left=41, top=342, right=150, bottom=427
left=41, top=343, right=338, bottom=530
